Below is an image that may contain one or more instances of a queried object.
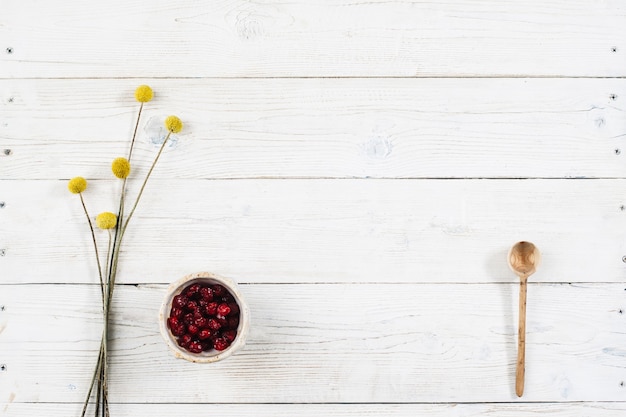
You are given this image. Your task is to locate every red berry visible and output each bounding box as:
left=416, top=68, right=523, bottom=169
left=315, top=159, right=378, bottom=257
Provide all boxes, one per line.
left=183, top=313, right=194, bottom=325
left=200, top=286, right=214, bottom=301
left=198, top=329, right=213, bottom=340
left=205, top=302, right=218, bottom=316
left=212, top=284, right=226, bottom=297
left=207, top=318, right=222, bottom=331
left=185, top=284, right=202, bottom=299
left=187, top=324, right=199, bottom=335
left=173, top=295, right=188, bottom=309
left=186, top=300, right=199, bottom=312
left=216, top=315, right=228, bottom=328
left=193, top=311, right=203, bottom=320
left=178, top=334, right=192, bottom=348
left=213, top=337, right=230, bottom=351
left=167, top=316, right=179, bottom=329
left=228, top=302, right=240, bottom=315
left=217, top=303, right=231, bottom=316
left=188, top=341, right=203, bottom=353
left=194, top=316, right=208, bottom=328
left=170, top=306, right=183, bottom=318
left=223, top=330, right=237, bottom=343
left=227, top=316, right=240, bottom=329
left=171, top=323, right=186, bottom=337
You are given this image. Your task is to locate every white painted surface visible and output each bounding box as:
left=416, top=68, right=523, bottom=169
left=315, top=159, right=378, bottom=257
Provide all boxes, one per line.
left=1, top=0, right=625, bottom=415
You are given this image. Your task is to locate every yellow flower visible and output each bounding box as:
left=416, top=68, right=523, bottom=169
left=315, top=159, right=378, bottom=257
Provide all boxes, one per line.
left=165, top=115, right=183, bottom=133
left=96, top=212, right=117, bottom=230
left=135, top=85, right=153, bottom=103
left=68, top=177, right=87, bottom=194
left=111, top=157, right=131, bottom=179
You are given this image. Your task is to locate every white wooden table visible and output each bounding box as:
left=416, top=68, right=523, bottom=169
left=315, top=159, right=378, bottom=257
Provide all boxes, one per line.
left=1, top=1, right=626, bottom=415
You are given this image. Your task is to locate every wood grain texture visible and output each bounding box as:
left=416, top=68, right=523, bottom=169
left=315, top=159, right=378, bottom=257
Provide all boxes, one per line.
left=4, top=403, right=626, bottom=417
left=1, top=179, right=625, bottom=284
left=1, top=0, right=625, bottom=78
left=1, top=78, right=625, bottom=179
left=0, top=283, right=625, bottom=403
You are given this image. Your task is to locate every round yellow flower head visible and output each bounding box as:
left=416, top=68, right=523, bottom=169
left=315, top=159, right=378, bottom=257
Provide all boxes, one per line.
left=135, top=85, right=153, bottom=103
left=96, top=212, right=117, bottom=230
left=165, top=115, right=183, bottom=133
left=111, top=157, right=131, bottom=179
left=68, top=177, right=87, bottom=194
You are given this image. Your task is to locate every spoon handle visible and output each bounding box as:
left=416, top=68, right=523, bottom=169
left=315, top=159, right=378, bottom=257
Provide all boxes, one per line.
left=516, top=275, right=528, bottom=397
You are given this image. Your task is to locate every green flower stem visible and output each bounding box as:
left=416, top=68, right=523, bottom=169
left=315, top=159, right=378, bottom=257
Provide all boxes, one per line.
left=122, top=130, right=172, bottom=235
left=106, top=130, right=172, bottom=310
left=79, top=193, right=104, bottom=304
left=127, top=102, right=144, bottom=162
left=80, top=341, right=104, bottom=417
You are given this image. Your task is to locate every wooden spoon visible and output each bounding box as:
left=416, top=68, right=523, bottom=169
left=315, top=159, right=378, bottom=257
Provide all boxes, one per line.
left=507, top=241, right=540, bottom=397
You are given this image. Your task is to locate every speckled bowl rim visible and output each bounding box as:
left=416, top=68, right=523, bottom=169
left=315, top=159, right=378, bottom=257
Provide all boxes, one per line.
left=159, top=271, right=250, bottom=363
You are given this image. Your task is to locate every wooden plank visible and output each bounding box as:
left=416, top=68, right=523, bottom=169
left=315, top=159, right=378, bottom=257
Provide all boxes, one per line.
left=0, top=283, right=624, bottom=403
left=1, top=1, right=625, bottom=78
left=4, top=403, right=626, bottom=417
left=2, top=78, right=625, bottom=179
left=1, top=177, right=625, bottom=283
left=1, top=179, right=625, bottom=284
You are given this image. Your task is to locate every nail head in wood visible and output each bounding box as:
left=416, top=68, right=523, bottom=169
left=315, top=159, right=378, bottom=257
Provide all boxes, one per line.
left=615, top=149, right=621, bottom=155
left=0, top=249, right=5, bottom=256
left=3, top=149, right=11, bottom=156
left=5, top=47, right=12, bottom=54
left=610, top=94, right=618, bottom=101
left=0, top=365, right=6, bottom=371
left=0, top=202, right=5, bottom=208
left=612, top=47, right=618, bottom=53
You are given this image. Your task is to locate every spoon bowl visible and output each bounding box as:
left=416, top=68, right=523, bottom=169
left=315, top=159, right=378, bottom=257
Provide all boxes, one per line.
left=508, top=241, right=540, bottom=398
left=508, top=241, right=541, bottom=277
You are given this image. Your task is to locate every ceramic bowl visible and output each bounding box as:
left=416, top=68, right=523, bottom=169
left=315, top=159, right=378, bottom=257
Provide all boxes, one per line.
left=159, top=271, right=250, bottom=363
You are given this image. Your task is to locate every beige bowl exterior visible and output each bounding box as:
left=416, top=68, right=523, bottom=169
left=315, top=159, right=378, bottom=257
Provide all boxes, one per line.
left=159, top=271, right=250, bottom=363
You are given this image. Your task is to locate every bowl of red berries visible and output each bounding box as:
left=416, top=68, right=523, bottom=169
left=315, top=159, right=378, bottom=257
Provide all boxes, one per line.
left=159, top=272, right=250, bottom=363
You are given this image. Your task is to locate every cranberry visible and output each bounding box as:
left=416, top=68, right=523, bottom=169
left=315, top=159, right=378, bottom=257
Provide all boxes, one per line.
left=170, top=282, right=241, bottom=354
left=213, top=337, right=230, bottom=351
left=207, top=318, right=222, bottom=331
left=167, top=316, right=179, bottom=329
left=216, top=315, right=228, bottom=328
left=194, top=316, right=208, bottom=329
left=178, top=334, right=192, bottom=348
left=200, top=286, right=214, bottom=301
left=198, top=329, right=213, bottom=340
left=186, top=300, right=199, bottom=312
left=212, top=284, right=226, bottom=297
left=228, top=302, right=240, bottom=315
left=172, top=295, right=188, bottom=309
left=221, top=294, right=235, bottom=304
left=223, top=330, right=237, bottom=343
left=217, top=303, right=231, bottom=316
left=185, top=284, right=202, bottom=299
left=187, top=341, right=203, bottom=353
left=227, top=316, right=240, bottom=329
left=205, top=302, right=218, bottom=316
left=171, top=323, right=186, bottom=337
left=170, top=307, right=183, bottom=318
left=183, top=313, right=194, bottom=325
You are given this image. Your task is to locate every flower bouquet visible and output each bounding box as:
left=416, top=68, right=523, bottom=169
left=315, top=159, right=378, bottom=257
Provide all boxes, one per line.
left=67, top=85, right=182, bottom=417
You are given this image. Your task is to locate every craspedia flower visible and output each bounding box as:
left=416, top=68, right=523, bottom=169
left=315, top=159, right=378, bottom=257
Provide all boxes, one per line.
left=165, top=115, right=183, bottom=133
left=68, top=177, right=87, bottom=194
left=111, top=157, right=131, bottom=179
left=135, top=85, right=153, bottom=103
left=96, top=212, right=117, bottom=230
